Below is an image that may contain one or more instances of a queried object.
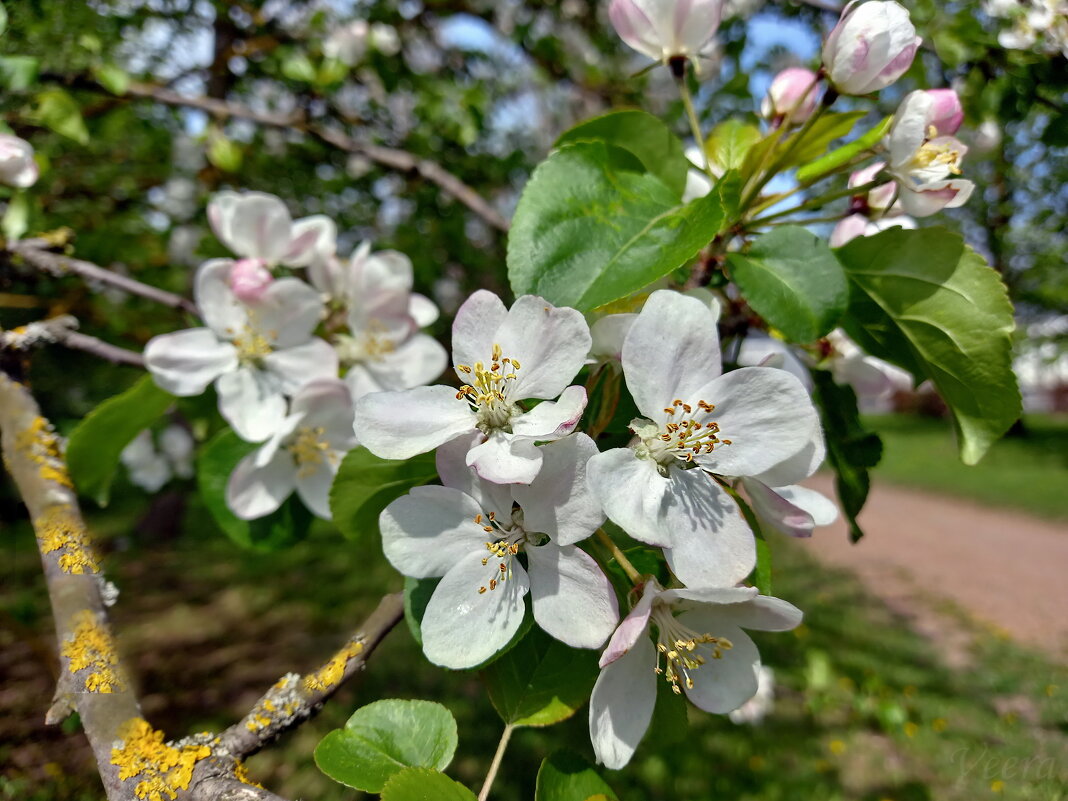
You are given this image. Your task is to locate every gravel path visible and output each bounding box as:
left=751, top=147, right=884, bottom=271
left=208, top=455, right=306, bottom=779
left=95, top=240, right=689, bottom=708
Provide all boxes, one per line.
left=800, top=475, right=1068, bottom=659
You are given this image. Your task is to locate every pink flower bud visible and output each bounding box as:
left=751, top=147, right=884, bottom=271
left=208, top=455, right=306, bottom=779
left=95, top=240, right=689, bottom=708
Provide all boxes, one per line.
left=229, top=259, right=273, bottom=303
left=609, top=0, right=724, bottom=64
left=848, top=162, right=896, bottom=210
left=822, top=1, right=922, bottom=95
left=761, top=67, right=821, bottom=124
left=830, top=214, right=869, bottom=248
left=923, top=89, right=964, bottom=137
left=0, top=134, right=39, bottom=189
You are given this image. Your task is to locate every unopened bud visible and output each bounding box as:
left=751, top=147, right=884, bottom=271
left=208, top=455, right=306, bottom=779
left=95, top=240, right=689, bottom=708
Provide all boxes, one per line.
left=229, top=259, right=273, bottom=303
left=822, top=1, right=921, bottom=95
left=761, top=67, right=820, bottom=125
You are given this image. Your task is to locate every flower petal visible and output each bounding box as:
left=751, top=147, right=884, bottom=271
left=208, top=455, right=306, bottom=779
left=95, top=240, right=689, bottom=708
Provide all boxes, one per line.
left=295, top=460, right=339, bottom=519
left=144, top=328, right=238, bottom=396
left=509, top=385, right=587, bottom=440
left=353, top=334, right=447, bottom=395
left=677, top=620, right=760, bottom=714
left=421, top=551, right=530, bottom=669
left=291, top=378, right=358, bottom=450
left=495, top=295, right=591, bottom=400
left=452, top=289, right=508, bottom=379
left=718, top=595, right=804, bottom=632
left=435, top=432, right=514, bottom=517
left=527, top=543, right=619, bottom=649
left=194, top=259, right=247, bottom=337
left=747, top=415, right=825, bottom=488
left=408, top=293, right=440, bottom=327
left=379, top=485, right=490, bottom=578
left=599, top=580, right=661, bottom=667
left=622, top=290, right=722, bottom=422
left=226, top=447, right=296, bottom=519
left=465, top=431, right=543, bottom=485
left=353, top=386, right=474, bottom=460
left=589, top=634, right=657, bottom=770
left=777, top=484, right=839, bottom=526
left=284, top=215, right=336, bottom=267
left=262, top=338, right=340, bottom=396
left=216, top=366, right=288, bottom=442
left=586, top=448, right=672, bottom=547
left=224, top=192, right=293, bottom=263
left=256, top=277, right=325, bottom=348
left=514, top=433, right=604, bottom=546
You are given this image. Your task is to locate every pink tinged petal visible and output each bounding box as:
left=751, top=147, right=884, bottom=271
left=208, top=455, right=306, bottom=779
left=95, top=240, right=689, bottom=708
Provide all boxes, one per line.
left=509, top=385, right=587, bottom=440
left=661, top=469, right=757, bottom=587
left=514, top=433, right=604, bottom=546
left=207, top=191, right=239, bottom=247
left=379, top=485, right=492, bottom=578
left=349, top=250, right=415, bottom=327
left=742, top=477, right=817, bottom=538
left=609, top=0, right=663, bottom=62
left=357, top=334, right=448, bottom=393
left=776, top=485, right=838, bottom=527
left=896, top=179, right=974, bottom=217
left=599, top=581, right=661, bottom=667
left=294, top=459, right=339, bottom=519
left=830, top=214, right=869, bottom=249
left=622, top=289, right=722, bottom=422
left=255, top=277, right=326, bottom=348
left=194, top=259, right=247, bottom=337
left=451, top=289, right=509, bottom=380
left=586, top=448, right=673, bottom=547
left=353, top=385, right=475, bottom=460
left=527, top=543, right=619, bottom=649
left=718, top=595, right=804, bottom=632
left=144, top=328, right=238, bottom=396
left=589, top=634, right=658, bottom=770
left=465, top=431, right=543, bottom=485
left=692, top=366, right=820, bottom=478
left=262, top=338, right=340, bottom=396
left=926, top=88, right=964, bottom=136
left=229, top=259, right=274, bottom=304
left=216, top=367, right=287, bottom=442
left=226, top=447, right=297, bottom=520
left=420, top=551, right=530, bottom=669
left=495, top=295, right=592, bottom=400
left=225, top=192, right=293, bottom=264
left=408, top=293, right=440, bottom=328
left=675, top=0, right=723, bottom=56
left=675, top=619, right=760, bottom=714
left=284, top=215, right=336, bottom=267
left=435, top=431, right=515, bottom=517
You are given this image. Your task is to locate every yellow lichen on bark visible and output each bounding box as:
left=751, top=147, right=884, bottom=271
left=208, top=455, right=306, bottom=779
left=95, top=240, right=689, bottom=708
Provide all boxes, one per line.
left=233, top=760, right=263, bottom=789
left=34, top=505, right=99, bottom=574
left=61, top=609, right=125, bottom=693
left=110, top=718, right=211, bottom=801
left=302, top=638, right=364, bottom=692
left=16, top=415, right=73, bottom=488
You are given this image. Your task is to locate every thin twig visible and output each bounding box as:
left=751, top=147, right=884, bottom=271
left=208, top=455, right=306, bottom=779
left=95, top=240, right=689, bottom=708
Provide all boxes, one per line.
left=1, top=315, right=145, bottom=367
left=8, top=238, right=198, bottom=315
left=477, top=723, right=515, bottom=801
left=217, top=592, right=406, bottom=759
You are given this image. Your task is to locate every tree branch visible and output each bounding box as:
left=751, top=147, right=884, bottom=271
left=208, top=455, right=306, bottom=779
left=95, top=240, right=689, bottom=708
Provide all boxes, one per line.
left=1, top=315, right=146, bottom=367
left=7, top=235, right=199, bottom=316
left=217, top=591, right=405, bottom=759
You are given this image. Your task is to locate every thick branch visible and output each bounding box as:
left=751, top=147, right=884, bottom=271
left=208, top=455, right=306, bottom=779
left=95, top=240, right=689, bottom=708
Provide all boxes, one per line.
left=217, top=592, right=405, bottom=759
left=1, top=315, right=145, bottom=367
left=0, top=373, right=141, bottom=800
left=7, top=237, right=198, bottom=315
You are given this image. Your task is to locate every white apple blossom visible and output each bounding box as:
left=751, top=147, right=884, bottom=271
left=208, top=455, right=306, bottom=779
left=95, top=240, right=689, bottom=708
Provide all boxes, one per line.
left=144, top=260, right=338, bottom=442
left=227, top=379, right=357, bottom=520
left=0, top=134, right=39, bottom=188
left=324, top=20, right=369, bottom=66
left=207, top=190, right=337, bottom=270
left=822, top=1, right=922, bottom=95
left=380, top=433, right=618, bottom=669
left=609, top=0, right=724, bottom=66
left=729, top=665, right=776, bottom=725
left=587, top=313, right=638, bottom=369
left=586, top=290, right=823, bottom=587
left=120, top=425, right=195, bottom=493
left=353, top=290, right=591, bottom=485
left=589, top=579, right=801, bottom=769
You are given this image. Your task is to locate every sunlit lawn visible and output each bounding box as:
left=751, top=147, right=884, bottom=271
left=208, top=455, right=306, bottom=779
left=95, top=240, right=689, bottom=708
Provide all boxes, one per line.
left=3, top=486, right=1066, bottom=801
left=868, top=414, right=1068, bottom=521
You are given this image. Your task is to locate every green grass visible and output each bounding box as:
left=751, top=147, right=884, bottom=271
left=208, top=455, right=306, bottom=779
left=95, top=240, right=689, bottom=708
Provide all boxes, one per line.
left=3, top=493, right=1066, bottom=801
left=867, top=414, right=1068, bottom=521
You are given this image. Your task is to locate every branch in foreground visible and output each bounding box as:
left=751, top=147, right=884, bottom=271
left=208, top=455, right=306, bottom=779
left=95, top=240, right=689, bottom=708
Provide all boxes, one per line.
left=216, top=591, right=405, bottom=759
left=1, top=315, right=146, bottom=367
left=7, top=236, right=199, bottom=316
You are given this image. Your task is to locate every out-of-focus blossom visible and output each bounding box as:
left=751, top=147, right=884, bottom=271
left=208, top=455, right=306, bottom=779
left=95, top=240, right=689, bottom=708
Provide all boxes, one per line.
left=729, top=666, right=776, bottom=725
left=761, top=67, right=820, bottom=125
left=207, top=191, right=336, bottom=270
left=227, top=379, right=357, bottom=519
left=973, top=120, right=1003, bottom=154
left=0, top=134, right=39, bottom=188
left=370, top=23, right=402, bottom=56
left=822, top=1, right=922, bottom=95
left=228, top=259, right=274, bottom=304
left=121, top=426, right=195, bottom=492
left=609, top=0, right=724, bottom=66
left=324, top=20, right=369, bottom=66
left=986, top=0, right=1068, bottom=57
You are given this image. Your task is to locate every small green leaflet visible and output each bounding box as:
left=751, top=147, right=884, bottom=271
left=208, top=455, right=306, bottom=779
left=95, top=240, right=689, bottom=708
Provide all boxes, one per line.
left=535, top=751, right=619, bottom=801
left=379, top=768, right=477, bottom=801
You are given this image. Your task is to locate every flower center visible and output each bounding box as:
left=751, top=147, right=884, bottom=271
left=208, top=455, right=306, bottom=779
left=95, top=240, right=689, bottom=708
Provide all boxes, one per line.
left=651, top=604, right=733, bottom=694
left=631, top=398, right=731, bottom=476
left=473, top=509, right=527, bottom=595
left=287, top=426, right=333, bottom=477
left=334, top=320, right=396, bottom=365
left=233, top=324, right=274, bottom=363
left=455, top=343, right=522, bottom=434
left=911, top=134, right=963, bottom=175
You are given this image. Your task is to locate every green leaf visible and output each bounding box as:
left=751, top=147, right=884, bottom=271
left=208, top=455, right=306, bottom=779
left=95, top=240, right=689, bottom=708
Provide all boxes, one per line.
left=781, top=111, right=867, bottom=168
left=0, top=5, right=7, bottom=36
left=796, top=116, right=892, bottom=184
left=196, top=429, right=312, bottom=549
left=535, top=751, right=618, bottom=801
left=329, top=448, right=438, bottom=542
left=314, top=699, right=458, bottom=793
left=727, top=226, right=848, bottom=343
left=508, top=142, right=732, bottom=311
left=704, top=118, right=762, bottom=176
left=206, top=133, right=243, bottom=173
left=29, top=89, right=89, bottom=144
left=66, top=375, right=174, bottom=506
left=480, top=626, right=599, bottom=727
left=836, top=228, right=1020, bottom=464
left=281, top=52, right=317, bottom=82
left=91, top=63, right=129, bottom=96
left=379, top=768, right=477, bottom=801
left=0, top=56, right=40, bottom=91
left=1, top=192, right=30, bottom=242
left=810, top=370, right=882, bottom=542
left=555, top=109, right=690, bottom=197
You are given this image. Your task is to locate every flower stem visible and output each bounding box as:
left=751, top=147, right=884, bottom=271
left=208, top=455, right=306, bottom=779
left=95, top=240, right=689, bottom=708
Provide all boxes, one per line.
left=596, top=528, right=642, bottom=584
left=478, top=723, right=515, bottom=801
left=748, top=178, right=880, bottom=227
left=676, top=71, right=712, bottom=179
